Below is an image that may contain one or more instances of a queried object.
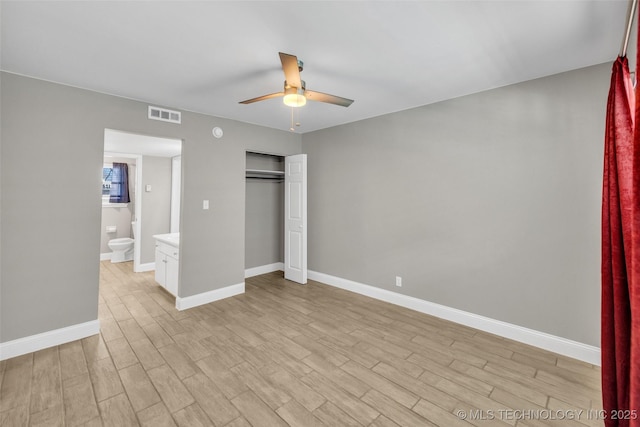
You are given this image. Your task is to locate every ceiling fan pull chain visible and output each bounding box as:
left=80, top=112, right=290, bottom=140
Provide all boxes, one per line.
left=290, top=107, right=295, bottom=132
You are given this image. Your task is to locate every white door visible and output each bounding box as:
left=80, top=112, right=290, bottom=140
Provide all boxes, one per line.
left=285, top=154, right=307, bottom=284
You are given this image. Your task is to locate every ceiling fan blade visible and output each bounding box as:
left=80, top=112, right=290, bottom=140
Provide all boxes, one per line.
left=305, top=90, right=354, bottom=107
left=279, top=52, right=302, bottom=88
left=239, top=92, right=284, bottom=104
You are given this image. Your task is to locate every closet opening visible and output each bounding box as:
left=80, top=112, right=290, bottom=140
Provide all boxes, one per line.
left=245, top=151, right=285, bottom=276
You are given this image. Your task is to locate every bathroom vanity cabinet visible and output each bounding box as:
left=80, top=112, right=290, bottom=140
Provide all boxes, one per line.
left=153, top=233, right=179, bottom=296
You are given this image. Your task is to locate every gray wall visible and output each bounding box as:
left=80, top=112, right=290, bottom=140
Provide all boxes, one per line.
left=0, top=72, right=301, bottom=343
left=245, top=181, right=284, bottom=269
left=1, top=63, right=608, bottom=348
left=302, top=63, right=609, bottom=347
left=141, top=156, right=172, bottom=264
left=245, top=152, right=284, bottom=269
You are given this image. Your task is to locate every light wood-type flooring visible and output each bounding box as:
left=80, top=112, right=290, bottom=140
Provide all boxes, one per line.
left=0, top=261, right=603, bottom=426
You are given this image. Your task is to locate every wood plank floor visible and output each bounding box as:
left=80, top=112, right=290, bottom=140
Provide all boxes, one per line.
left=0, top=261, right=603, bottom=426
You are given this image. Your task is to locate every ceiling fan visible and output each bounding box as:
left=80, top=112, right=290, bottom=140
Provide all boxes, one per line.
left=239, top=52, right=354, bottom=108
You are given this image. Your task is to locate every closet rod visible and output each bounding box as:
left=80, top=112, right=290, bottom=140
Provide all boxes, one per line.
left=245, top=176, right=283, bottom=181
left=620, top=0, right=638, bottom=57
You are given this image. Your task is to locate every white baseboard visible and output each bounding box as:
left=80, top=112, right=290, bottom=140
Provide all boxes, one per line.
left=245, top=262, right=284, bottom=278
left=308, top=270, right=600, bottom=366
left=136, top=262, right=155, bottom=273
left=175, top=282, right=245, bottom=311
left=0, top=320, right=100, bottom=361
left=100, top=253, right=112, bottom=261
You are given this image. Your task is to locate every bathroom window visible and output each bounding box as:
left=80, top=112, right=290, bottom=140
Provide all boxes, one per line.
left=102, top=163, right=129, bottom=206
left=102, top=166, right=113, bottom=198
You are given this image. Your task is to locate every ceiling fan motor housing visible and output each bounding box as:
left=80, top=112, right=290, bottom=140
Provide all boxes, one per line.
left=284, top=80, right=306, bottom=91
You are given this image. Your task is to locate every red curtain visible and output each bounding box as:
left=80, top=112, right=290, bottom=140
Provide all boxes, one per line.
left=602, top=54, right=640, bottom=426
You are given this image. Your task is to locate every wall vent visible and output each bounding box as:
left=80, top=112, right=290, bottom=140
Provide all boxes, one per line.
left=148, top=106, right=181, bottom=124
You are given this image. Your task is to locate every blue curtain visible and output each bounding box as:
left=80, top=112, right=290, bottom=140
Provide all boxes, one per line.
left=109, top=162, right=130, bottom=203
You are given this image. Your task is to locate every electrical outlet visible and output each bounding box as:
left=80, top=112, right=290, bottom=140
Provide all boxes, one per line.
left=203, top=200, right=209, bottom=210
left=395, top=276, right=402, bottom=287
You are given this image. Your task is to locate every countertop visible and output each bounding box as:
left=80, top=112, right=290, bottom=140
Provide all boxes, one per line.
left=153, top=233, right=179, bottom=247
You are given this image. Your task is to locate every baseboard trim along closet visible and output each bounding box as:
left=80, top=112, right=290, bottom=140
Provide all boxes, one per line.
left=0, top=320, right=100, bottom=361
left=175, top=282, right=245, bottom=311
left=245, top=262, right=284, bottom=278
left=307, top=270, right=600, bottom=365
left=100, top=253, right=111, bottom=261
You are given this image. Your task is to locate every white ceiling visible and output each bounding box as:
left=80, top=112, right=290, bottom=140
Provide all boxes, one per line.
left=0, top=1, right=630, bottom=134
left=104, top=129, right=182, bottom=157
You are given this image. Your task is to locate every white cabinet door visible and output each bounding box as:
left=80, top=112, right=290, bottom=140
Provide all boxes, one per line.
left=154, top=242, right=179, bottom=296
left=284, top=154, right=307, bottom=284
left=166, top=255, right=179, bottom=296
left=155, top=248, right=166, bottom=287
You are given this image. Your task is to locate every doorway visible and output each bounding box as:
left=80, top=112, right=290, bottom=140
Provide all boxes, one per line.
left=245, top=152, right=285, bottom=275
left=102, top=129, right=182, bottom=273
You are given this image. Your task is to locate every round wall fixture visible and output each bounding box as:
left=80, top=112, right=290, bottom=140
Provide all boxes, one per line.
left=212, top=127, right=223, bottom=139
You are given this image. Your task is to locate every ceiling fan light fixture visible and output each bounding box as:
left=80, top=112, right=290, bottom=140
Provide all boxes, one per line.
left=283, top=87, right=306, bottom=107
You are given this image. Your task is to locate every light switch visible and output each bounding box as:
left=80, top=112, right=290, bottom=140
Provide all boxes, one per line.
left=203, top=200, right=209, bottom=210
left=145, top=184, right=152, bottom=192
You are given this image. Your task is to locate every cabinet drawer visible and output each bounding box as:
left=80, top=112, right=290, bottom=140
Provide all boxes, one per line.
left=156, top=242, right=179, bottom=259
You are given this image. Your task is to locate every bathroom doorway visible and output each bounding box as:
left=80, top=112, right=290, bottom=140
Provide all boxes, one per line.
left=101, top=129, right=182, bottom=273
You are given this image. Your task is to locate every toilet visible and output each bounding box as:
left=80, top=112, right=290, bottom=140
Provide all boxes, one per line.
left=108, top=222, right=136, bottom=263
